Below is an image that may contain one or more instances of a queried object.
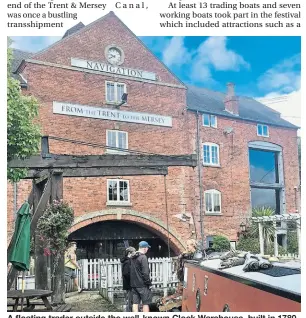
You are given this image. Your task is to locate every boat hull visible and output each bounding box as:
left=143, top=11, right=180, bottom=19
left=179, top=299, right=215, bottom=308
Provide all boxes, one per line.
left=182, top=262, right=301, bottom=312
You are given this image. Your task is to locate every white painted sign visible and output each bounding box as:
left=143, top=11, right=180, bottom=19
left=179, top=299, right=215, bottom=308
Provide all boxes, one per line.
left=71, top=58, right=157, bottom=81
left=53, top=102, right=172, bottom=127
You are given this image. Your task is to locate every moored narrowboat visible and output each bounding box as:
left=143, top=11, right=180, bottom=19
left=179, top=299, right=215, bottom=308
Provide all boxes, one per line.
left=181, top=259, right=301, bottom=312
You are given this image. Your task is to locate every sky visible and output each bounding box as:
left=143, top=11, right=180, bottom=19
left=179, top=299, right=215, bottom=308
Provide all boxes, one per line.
left=11, top=35, right=301, bottom=128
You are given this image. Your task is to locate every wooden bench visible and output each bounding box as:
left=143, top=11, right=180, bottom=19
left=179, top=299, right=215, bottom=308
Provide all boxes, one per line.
left=8, top=304, right=72, bottom=312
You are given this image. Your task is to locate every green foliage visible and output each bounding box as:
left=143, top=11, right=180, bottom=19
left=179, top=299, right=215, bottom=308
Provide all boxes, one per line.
left=287, top=231, right=298, bottom=254
left=37, top=200, right=74, bottom=274
left=250, top=207, right=275, bottom=248
left=266, top=244, right=287, bottom=256
left=237, top=236, right=260, bottom=254
left=37, top=200, right=74, bottom=254
left=237, top=235, right=286, bottom=255
left=212, top=235, right=230, bottom=252
left=7, top=44, right=41, bottom=182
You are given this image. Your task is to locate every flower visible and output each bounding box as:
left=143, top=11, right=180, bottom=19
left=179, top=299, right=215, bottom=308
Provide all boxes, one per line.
left=43, top=248, right=51, bottom=256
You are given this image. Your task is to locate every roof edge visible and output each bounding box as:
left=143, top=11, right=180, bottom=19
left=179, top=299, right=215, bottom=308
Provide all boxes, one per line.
left=187, top=107, right=299, bottom=130
left=113, top=14, right=186, bottom=88
left=30, top=12, right=114, bottom=60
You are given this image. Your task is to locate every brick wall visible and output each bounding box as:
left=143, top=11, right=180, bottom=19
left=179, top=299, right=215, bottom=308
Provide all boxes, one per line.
left=7, top=12, right=300, bottom=251
left=187, top=113, right=299, bottom=241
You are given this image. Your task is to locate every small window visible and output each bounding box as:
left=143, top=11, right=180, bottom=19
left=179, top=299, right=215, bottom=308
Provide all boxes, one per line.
left=204, top=190, right=221, bottom=214
left=203, top=143, right=220, bottom=166
left=106, top=130, right=128, bottom=153
left=257, top=124, right=269, bottom=137
left=107, top=179, right=130, bottom=204
left=203, top=114, right=217, bottom=128
left=206, top=235, right=215, bottom=248
left=106, top=81, right=127, bottom=103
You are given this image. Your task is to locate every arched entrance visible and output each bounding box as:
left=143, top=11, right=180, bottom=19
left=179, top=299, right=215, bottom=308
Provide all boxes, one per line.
left=69, top=209, right=185, bottom=258
left=69, top=220, right=176, bottom=259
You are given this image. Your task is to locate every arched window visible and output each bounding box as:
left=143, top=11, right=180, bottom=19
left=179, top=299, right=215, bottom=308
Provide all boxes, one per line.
left=203, top=143, right=220, bottom=166
left=204, top=189, right=221, bottom=214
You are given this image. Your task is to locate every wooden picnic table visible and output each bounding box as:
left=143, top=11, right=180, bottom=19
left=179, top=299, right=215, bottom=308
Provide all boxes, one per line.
left=7, top=289, right=53, bottom=312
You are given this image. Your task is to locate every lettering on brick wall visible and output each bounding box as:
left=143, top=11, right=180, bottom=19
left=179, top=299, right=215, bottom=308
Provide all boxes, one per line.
left=53, top=102, right=172, bottom=127
left=71, top=58, right=157, bottom=81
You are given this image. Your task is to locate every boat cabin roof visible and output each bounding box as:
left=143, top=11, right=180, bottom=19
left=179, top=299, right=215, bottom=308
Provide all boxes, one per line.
left=187, top=258, right=301, bottom=296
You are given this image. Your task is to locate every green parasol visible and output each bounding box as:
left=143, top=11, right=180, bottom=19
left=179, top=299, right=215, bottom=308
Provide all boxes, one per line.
left=8, top=202, right=31, bottom=275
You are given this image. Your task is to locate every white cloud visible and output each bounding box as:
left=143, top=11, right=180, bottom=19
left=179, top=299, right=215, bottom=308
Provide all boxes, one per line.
left=162, top=37, right=191, bottom=67
left=10, top=36, right=61, bottom=52
left=161, top=36, right=249, bottom=82
left=195, top=36, right=250, bottom=71
left=257, top=89, right=301, bottom=134
left=191, top=36, right=249, bottom=82
left=257, top=54, right=301, bottom=94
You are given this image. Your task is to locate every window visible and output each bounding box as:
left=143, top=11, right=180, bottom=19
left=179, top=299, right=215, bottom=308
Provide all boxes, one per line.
left=249, top=149, right=279, bottom=184
left=203, top=143, right=220, bottom=166
left=206, top=236, right=215, bottom=248
left=251, top=188, right=281, bottom=214
left=203, top=114, right=217, bottom=128
left=106, top=81, right=126, bottom=103
left=107, top=179, right=130, bottom=204
left=257, top=124, right=269, bottom=137
left=106, top=130, right=128, bottom=153
left=204, top=190, right=221, bottom=214
left=249, top=142, right=284, bottom=216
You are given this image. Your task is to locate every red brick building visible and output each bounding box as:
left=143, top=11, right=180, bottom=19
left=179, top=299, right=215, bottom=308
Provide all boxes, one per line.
left=8, top=12, right=300, bottom=258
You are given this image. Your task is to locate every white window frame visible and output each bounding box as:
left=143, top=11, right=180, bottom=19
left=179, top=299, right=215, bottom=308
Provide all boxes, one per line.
left=257, top=124, right=269, bottom=137
left=203, top=143, right=220, bottom=166
left=105, top=81, right=127, bottom=104
left=204, top=189, right=222, bottom=214
left=203, top=114, right=217, bottom=128
left=106, top=130, right=128, bottom=154
left=107, top=179, right=131, bottom=206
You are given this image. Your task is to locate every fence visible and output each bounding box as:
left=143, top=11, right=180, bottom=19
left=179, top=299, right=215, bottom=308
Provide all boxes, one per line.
left=99, top=257, right=178, bottom=304
left=68, top=257, right=178, bottom=303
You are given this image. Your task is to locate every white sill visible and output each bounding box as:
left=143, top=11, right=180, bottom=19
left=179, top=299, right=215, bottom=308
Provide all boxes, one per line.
left=203, top=125, right=217, bottom=129
left=105, top=101, right=129, bottom=107
left=107, top=201, right=132, bottom=207
left=257, top=134, right=269, bottom=138
left=105, top=150, right=129, bottom=155
left=203, top=163, right=221, bottom=168
left=205, top=212, right=223, bottom=216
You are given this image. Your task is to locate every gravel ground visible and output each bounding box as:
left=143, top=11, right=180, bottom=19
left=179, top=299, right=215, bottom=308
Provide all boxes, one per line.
left=65, top=291, right=122, bottom=312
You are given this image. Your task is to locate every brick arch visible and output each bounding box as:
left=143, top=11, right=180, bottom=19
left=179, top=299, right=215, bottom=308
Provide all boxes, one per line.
left=70, top=209, right=185, bottom=254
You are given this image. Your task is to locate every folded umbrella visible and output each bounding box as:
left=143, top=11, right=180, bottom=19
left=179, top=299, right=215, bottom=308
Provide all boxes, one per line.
left=8, top=202, right=31, bottom=272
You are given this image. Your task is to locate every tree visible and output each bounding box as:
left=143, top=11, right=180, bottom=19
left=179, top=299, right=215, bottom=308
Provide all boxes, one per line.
left=7, top=41, right=41, bottom=182
left=250, top=206, right=275, bottom=251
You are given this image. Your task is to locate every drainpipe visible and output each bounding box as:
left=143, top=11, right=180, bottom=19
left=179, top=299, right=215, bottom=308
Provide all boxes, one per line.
left=13, top=182, right=18, bottom=220
left=196, top=111, right=205, bottom=252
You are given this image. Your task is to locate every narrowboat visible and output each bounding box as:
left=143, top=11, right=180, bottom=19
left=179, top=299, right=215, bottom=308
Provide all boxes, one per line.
left=181, top=259, right=301, bottom=312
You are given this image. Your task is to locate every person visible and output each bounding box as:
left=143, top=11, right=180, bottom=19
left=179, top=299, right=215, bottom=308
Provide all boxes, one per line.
left=157, top=239, right=198, bottom=312
left=176, top=239, right=197, bottom=282
left=130, top=241, right=152, bottom=312
left=121, top=246, right=136, bottom=312
left=65, top=242, right=82, bottom=293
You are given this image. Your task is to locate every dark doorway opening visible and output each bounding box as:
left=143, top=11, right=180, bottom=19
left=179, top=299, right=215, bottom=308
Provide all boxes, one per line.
left=69, top=220, right=175, bottom=259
